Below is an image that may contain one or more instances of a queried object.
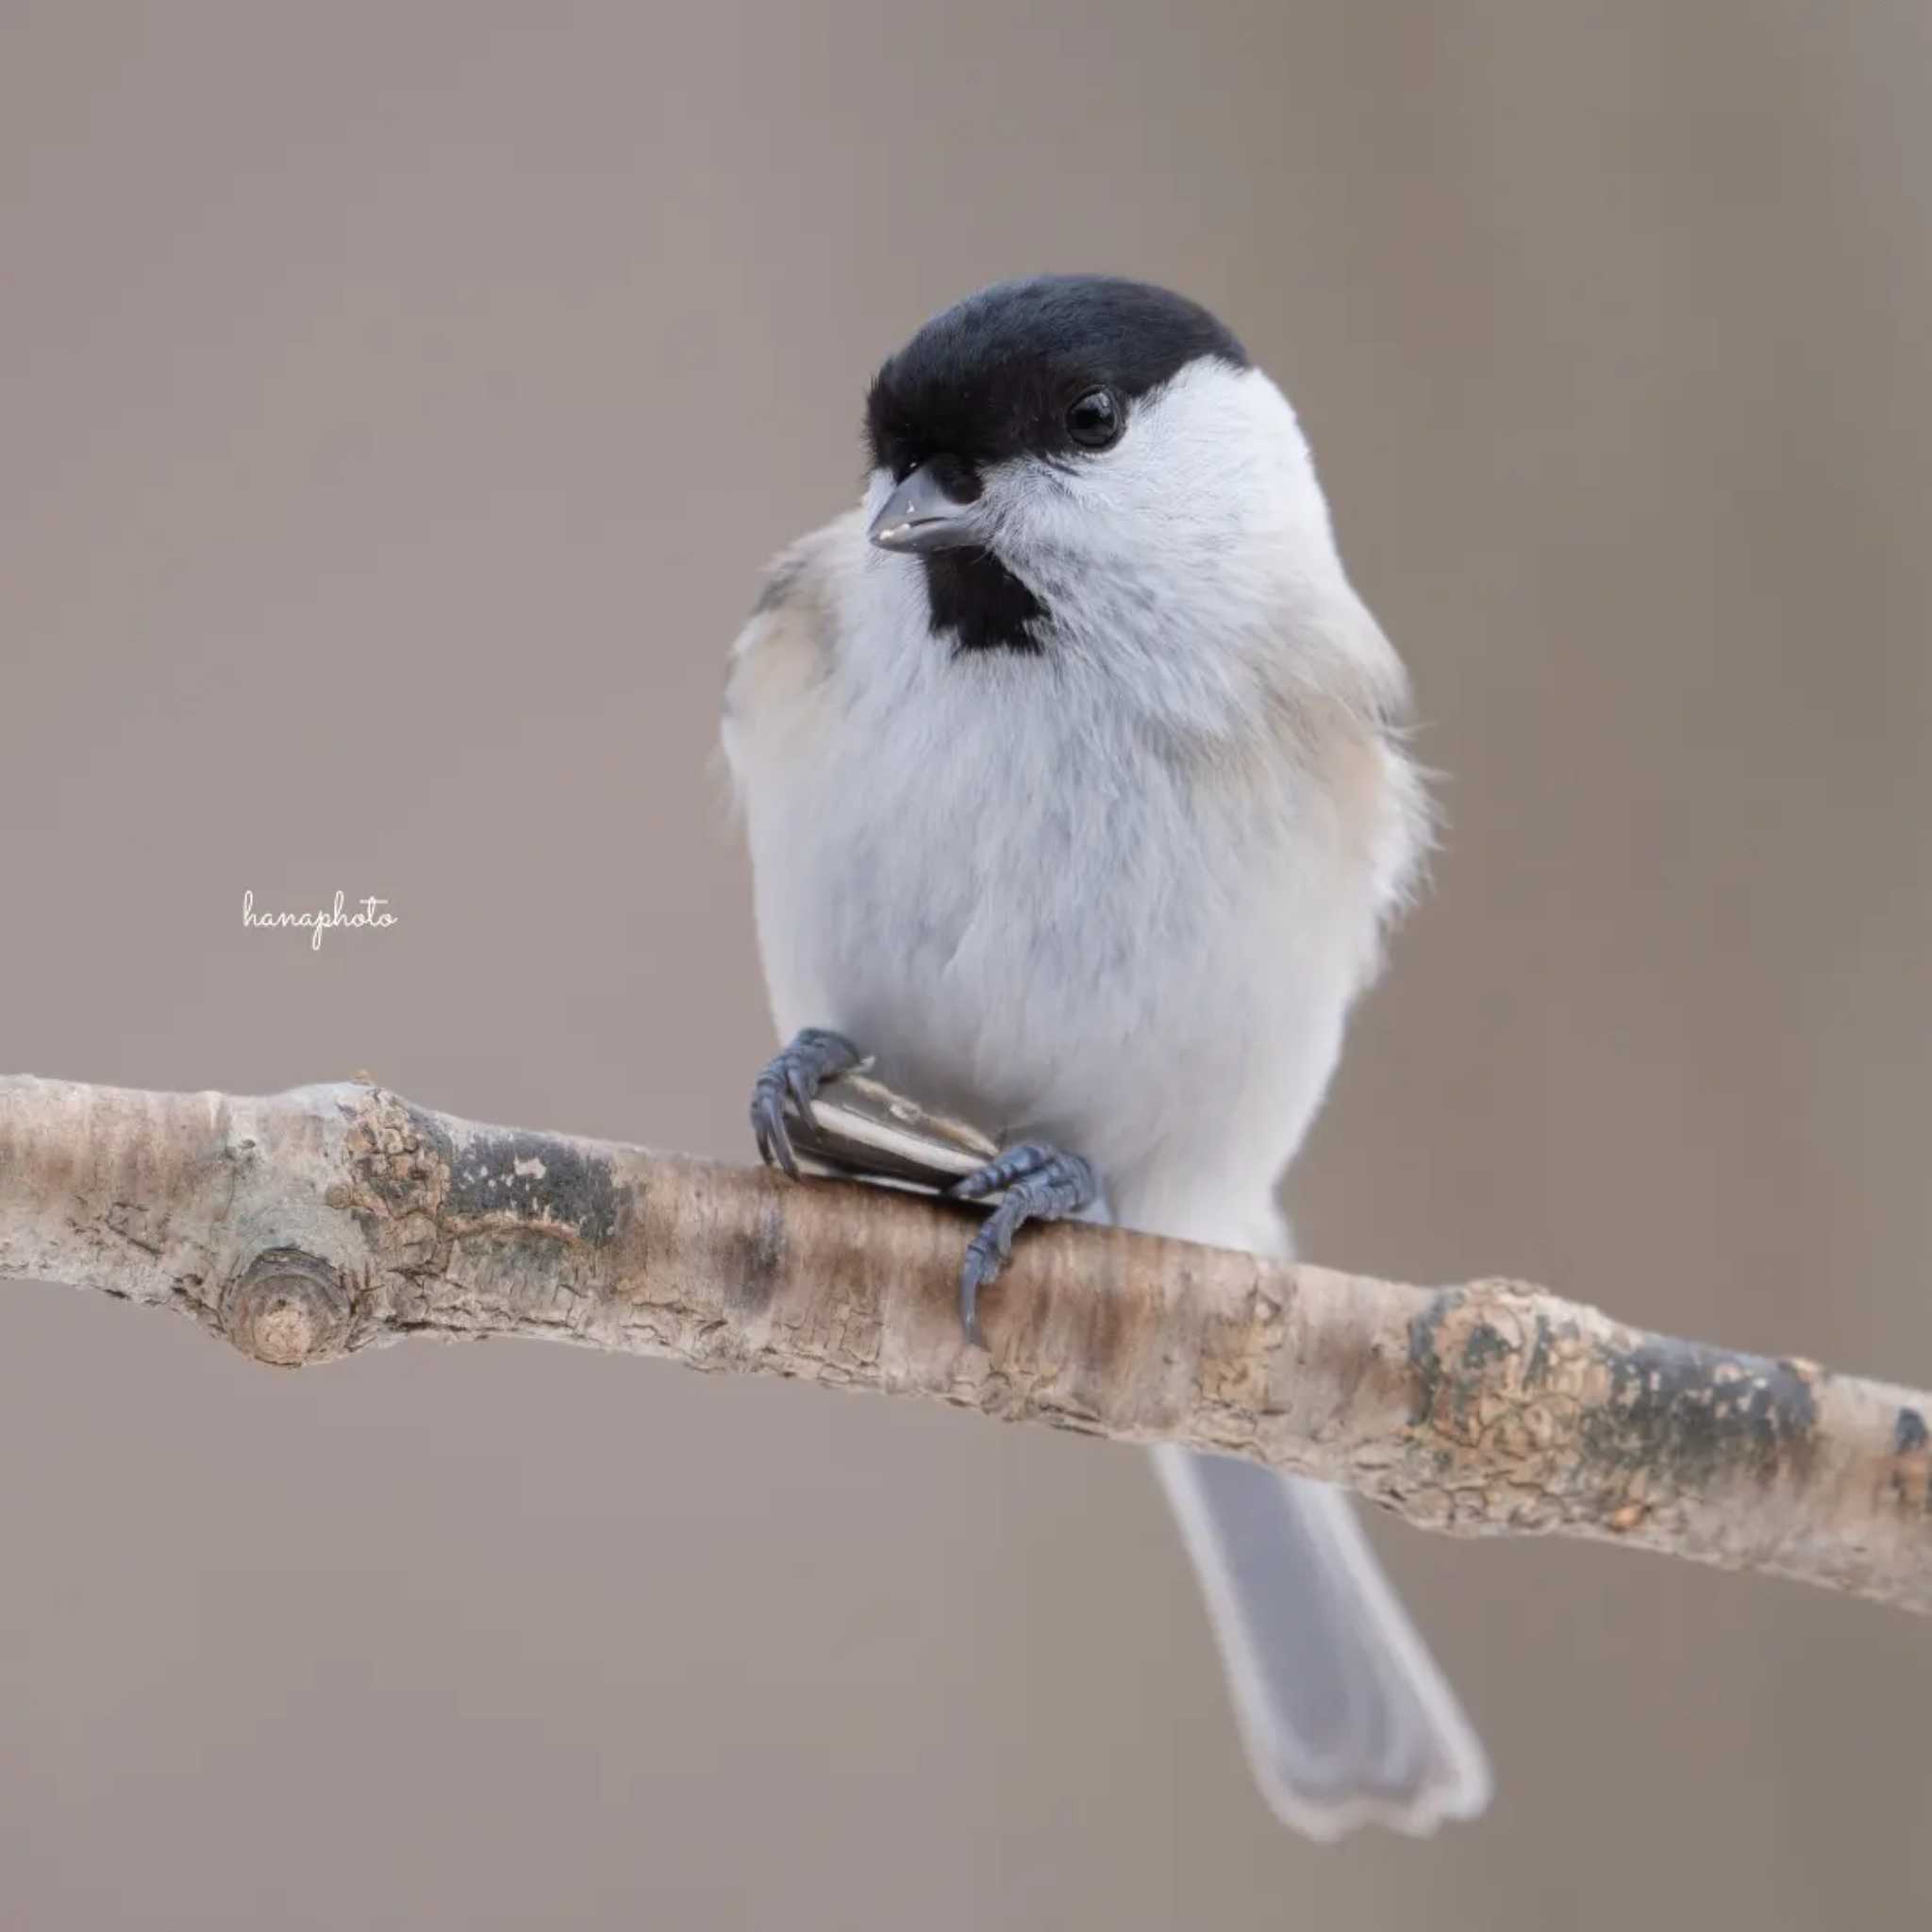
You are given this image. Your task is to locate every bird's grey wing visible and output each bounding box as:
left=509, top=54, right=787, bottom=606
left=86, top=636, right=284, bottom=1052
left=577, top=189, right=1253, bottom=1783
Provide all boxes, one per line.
left=1152, top=1445, right=1491, bottom=1839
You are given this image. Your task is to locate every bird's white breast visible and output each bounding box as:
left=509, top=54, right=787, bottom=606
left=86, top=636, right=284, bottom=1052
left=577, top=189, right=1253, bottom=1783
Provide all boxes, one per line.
left=728, top=530, right=1409, bottom=1246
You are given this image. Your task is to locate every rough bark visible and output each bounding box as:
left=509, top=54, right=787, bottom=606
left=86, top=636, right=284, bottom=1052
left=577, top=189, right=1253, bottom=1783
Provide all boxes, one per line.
left=2, top=1073, right=1927, bottom=1614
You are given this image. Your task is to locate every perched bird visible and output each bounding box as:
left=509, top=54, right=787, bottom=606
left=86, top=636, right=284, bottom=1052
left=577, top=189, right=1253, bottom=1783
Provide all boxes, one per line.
left=721, top=275, right=1490, bottom=1837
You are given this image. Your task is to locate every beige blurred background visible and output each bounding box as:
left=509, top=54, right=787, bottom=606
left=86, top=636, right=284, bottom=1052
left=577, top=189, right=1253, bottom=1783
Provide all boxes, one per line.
left=3, top=3, right=1928, bottom=1925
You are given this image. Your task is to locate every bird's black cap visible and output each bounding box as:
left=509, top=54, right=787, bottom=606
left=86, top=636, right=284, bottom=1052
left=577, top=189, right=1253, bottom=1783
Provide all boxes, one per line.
left=864, top=275, right=1249, bottom=480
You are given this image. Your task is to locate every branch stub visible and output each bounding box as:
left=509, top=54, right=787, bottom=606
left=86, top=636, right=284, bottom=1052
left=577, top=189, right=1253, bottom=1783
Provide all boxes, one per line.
left=221, top=1248, right=352, bottom=1367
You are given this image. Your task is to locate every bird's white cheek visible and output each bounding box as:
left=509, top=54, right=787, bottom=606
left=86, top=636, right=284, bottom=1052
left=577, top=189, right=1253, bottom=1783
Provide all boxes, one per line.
left=985, top=462, right=1126, bottom=565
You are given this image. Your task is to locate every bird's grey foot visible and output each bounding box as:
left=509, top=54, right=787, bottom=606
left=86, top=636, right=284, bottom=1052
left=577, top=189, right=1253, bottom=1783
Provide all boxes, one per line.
left=948, top=1141, right=1099, bottom=1348
left=750, top=1027, right=862, bottom=1177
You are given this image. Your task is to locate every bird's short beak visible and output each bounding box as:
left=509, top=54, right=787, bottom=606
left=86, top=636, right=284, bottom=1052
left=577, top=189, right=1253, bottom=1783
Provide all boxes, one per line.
left=868, top=459, right=981, bottom=554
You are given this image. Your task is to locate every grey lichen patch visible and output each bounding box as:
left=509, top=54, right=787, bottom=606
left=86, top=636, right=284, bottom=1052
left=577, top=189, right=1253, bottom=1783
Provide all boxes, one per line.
left=1582, top=1340, right=1819, bottom=1494
left=445, top=1129, right=620, bottom=1243
left=335, top=1094, right=630, bottom=1322
left=1408, top=1283, right=1823, bottom=1524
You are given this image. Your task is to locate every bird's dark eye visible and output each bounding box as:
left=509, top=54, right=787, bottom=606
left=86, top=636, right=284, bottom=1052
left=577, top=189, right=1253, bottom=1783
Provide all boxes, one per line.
left=1065, top=387, right=1122, bottom=450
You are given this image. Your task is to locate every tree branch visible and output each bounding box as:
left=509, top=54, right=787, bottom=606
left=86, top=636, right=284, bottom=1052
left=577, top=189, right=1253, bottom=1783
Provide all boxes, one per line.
left=2, top=1074, right=1927, bottom=1614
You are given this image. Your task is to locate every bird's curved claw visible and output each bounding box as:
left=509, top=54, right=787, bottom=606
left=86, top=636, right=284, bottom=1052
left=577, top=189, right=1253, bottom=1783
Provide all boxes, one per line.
left=947, top=1141, right=1099, bottom=1348
left=749, top=1028, right=862, bottom=1177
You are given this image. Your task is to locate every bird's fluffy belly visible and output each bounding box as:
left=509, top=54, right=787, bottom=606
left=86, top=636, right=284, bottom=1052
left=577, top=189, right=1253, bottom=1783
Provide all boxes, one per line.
left=821, top=812, right=1234, bottom=1146
left=755, top=712, right=1352, bottom=1192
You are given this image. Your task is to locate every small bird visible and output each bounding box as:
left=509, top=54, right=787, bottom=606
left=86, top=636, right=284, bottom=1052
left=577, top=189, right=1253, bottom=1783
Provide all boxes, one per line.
left=722, top=275, right=1490, bottom=1837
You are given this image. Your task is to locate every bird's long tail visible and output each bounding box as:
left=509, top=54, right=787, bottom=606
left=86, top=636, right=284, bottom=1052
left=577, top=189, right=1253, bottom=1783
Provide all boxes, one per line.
left=1151, top=1445, right=1491, bottom=1838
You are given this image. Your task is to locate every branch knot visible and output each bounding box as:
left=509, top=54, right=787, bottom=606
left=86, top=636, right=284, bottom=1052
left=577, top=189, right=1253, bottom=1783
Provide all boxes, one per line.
left=221, top=1248, right=353, bottom=1366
